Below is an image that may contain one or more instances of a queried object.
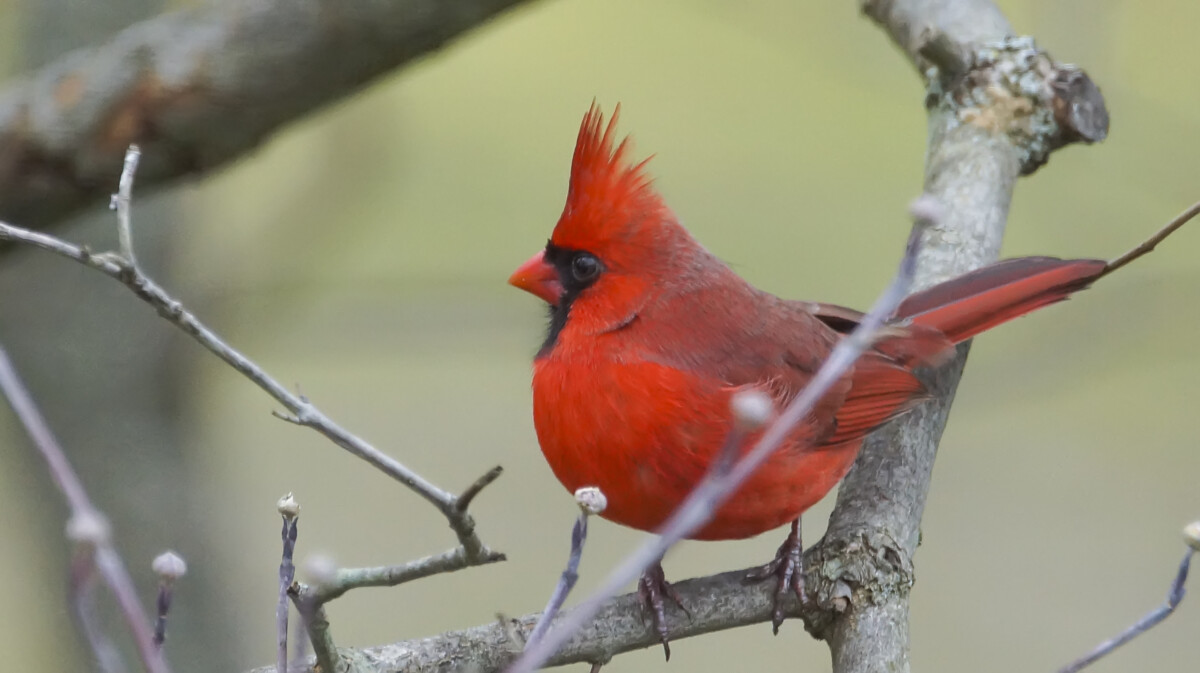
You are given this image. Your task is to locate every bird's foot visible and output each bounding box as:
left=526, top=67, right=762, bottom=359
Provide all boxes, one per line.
left=745, top=518, right=806, bottom=634
left=638, top=562, right=690, bottom=660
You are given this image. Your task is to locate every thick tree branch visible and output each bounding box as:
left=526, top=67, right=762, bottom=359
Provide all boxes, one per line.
left=252, top=565, right=807, bottom=673
left=809, top=2, right=1108, bottom=672
left=0, top=0, right=536, bottom=230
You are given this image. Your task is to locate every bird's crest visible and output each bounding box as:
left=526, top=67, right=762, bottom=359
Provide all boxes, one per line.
left=551, top=103, right=665, bottom=251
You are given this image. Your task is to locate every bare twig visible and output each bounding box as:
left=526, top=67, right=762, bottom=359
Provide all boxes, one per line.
left=1102, top=200, right=1200, bottom=278
left=110, top=144, right=141, bottom=267
left=0, top=163, right=504, bottom=567
left=311, top=545, right=505, bottom=603
left=69, top=547, right=126, bottom=673
left=0, top=345, right=169, bottom=673
left=292, top=608, right=310, bottom=671
left=277, top=495, right=301, bottom=673
left=1058, top=526, right=1199, bottom=673
left=457, top=465, right=505, bottom=513
left=527, top=487, right=608, bottom=649
left=290, top=556, right=345, bottom=673
left=526, top=514, right=588, bottom=649
left=291, top=588, right=339, bottom=673
left=508, top=201, right=937, bottom=673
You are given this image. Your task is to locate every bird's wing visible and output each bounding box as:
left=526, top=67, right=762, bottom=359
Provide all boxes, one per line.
left=631, top=286, right=949, bottom=451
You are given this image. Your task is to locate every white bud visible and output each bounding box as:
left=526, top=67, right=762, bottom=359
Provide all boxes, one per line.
left=574, top=486, right=607, bottom=515
left=152, top=551, right=188, bottom=581
left=908, top=194, right=945, bottom=227
left=277, top=492, right=300, bottom=519
left=1183, top=521, right=1200, bottom=551
left=66, top=510, right=112, bottom=546
left=303, top=554, right=338, bottom=586
left=731, top=389, right=774, bottom=431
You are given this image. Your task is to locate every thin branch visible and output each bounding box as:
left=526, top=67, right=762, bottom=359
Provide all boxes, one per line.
left=0, top=198, right=504, bottom=567
left=277, top=495, right=301, bottom=673
left=69, top=548, right=127, bottom=673
left=291, top=589, right=340, bottom=673
left=1102, top=200, right=1200, bottom=278
left=111, top=144, right=141, bottom=267
left=311, top=545, right=505, bottom=604
left=527, top=488, right=607, bottom=650
left=0, top=0, right=537, bottom=230
left=526, top=513, right=587, bottom=648
left=0, top=345, right=169, bottom=673
left=1058, top=541, right=1196, bottom=673
left=508, top=204, right=935, bottom=673
left=457, top=465, right=505, bottom=513
left=291, top=607, right=310, bottom=671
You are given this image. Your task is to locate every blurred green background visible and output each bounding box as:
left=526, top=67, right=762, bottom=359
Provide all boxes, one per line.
left=1, top=1, right=1198, bottom=672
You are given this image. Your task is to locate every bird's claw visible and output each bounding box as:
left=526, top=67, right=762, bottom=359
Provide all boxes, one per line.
left=638, top=563, right=689, bottom=660
left=745, top=518, right=807, bottom=634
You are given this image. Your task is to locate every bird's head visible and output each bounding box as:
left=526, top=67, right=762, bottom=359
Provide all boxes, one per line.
left=509, top=104, right=700, bottom=352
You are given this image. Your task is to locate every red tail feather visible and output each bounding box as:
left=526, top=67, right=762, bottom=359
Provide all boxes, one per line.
left=896, top=257, right=1107, bottom=344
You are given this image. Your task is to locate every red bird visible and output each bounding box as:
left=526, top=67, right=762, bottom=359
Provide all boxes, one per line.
left=509, top=104, right=1184, bottom=649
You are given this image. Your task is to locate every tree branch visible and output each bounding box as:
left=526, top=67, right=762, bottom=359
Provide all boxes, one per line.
left=811, top=2, right=1108, bottom=672
left=0, top=153, right=506, bottom=566
left=1058, top=534, right=1197, bottom=673
left=252, top=565, right=808, bottom=673
left=0, top=0, right=536, bottom=230
left=309, top=546, right=499, bottom=604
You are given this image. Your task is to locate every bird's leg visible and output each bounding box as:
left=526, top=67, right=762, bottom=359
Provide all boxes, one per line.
left=637, top=561, right=689, bottom=660
left=745, top=517, right=806, bottom=634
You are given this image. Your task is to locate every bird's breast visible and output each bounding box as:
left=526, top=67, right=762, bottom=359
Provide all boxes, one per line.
left=529, top=343, right=859, bottom=540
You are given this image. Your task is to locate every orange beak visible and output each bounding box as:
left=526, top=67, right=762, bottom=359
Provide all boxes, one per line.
left=508, top=250, right=564, bottom=306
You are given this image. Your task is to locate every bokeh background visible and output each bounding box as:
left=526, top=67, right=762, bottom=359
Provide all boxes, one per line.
left=1, top=1, right=1198, bottom=672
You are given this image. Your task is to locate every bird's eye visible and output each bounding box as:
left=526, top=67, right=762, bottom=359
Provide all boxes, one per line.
left=571, top=252, right=602, bottom=282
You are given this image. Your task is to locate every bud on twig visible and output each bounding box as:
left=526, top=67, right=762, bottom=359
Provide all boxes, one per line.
left=277, top=493, right=301, bottom=520
left=574, top=486, right=607, bottom=515
left=152, top=551, right=188, bottom=583
left=1183, top=521, right=1200, bottom=551
left=151, top=550, right=186, bottom=649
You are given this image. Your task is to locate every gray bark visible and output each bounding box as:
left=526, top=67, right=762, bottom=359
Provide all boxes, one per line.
left=0, top=0, right=536, bottom=230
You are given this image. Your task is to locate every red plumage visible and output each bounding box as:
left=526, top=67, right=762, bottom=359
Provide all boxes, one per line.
left=509, top=104, right=1110, bottom=541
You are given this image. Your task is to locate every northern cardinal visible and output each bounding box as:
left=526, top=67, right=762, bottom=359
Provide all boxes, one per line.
left=509, top=104, right=1187, bottom=650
